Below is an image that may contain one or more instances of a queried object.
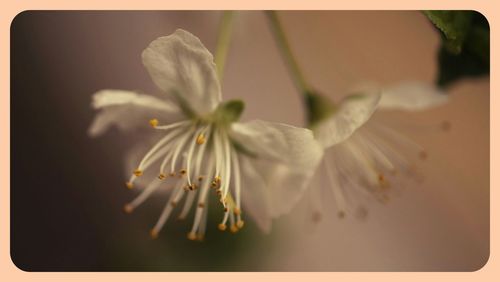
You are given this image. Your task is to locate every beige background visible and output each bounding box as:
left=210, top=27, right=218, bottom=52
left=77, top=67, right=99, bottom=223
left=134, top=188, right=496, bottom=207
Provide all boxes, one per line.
left=1, top=1, right=496, bottom=280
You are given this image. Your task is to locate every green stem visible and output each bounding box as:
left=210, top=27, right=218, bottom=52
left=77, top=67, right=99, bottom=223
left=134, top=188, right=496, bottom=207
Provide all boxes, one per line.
left=265, top=11, right=312, bottom=97
left=266, top=11, right=335, bottom=127
left=215, top=11, right=235, bottom=81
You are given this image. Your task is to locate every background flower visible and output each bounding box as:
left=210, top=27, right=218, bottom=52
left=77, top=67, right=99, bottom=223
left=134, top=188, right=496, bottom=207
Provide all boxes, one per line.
left=308, top=82, right=448, bottom=219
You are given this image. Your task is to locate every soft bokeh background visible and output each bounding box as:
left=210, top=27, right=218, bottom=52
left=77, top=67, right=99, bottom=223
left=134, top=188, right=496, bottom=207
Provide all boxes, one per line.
left=11, top=11, right=489, bottom=271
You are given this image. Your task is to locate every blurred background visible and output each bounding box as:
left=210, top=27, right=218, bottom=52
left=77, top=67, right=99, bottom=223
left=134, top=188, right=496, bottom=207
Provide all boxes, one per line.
left=10, top=11, right=489, bottom=271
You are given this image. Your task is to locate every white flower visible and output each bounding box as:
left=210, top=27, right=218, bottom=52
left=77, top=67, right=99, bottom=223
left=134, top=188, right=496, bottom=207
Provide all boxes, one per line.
left=88, top=29, right=322, bottom=240
left=310, top=82, right=448, bottom=219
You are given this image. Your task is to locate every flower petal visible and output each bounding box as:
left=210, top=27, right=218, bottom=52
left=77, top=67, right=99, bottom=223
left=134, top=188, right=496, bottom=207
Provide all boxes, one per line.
left=88, top=90, right=183, bottom=137
left=379, top=81, right=448, bottom=111
left=230, top=120, right=323, bottom=218
left=141, top=29, right=222, bottom=115
left=313, top=89, right=381, bottom=149
left=238, top=155, right=272, bottom=233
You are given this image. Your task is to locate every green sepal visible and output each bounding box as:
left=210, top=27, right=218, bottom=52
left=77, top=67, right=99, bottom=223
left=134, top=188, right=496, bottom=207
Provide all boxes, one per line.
left=304, top=90, right=336, bottom=128
left=213, top=99, right=245, bottom=125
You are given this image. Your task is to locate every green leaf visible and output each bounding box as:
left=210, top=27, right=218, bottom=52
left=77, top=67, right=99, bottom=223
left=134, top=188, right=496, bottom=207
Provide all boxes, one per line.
left=424, top=11, right=490, bottom=87
left=423, top=11, right=473, bottom=54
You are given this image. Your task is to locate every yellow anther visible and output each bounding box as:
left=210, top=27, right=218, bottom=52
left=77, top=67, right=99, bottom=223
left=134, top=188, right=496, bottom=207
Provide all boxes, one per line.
left=149, top=118, right=159, bottom=128
left=381, top=194, right=391, bottom=204
left=158, top=173, right=166, bottom=180
left=378, top=174, right=385, bottom=183
left=419, top=151, right=428, bottom=160
left=214, top=176, right=221, bottom=183
left=218, top=223, right=227, bottom=231
left=337, top=211, right=346, bottom=219
left=236, top=220, right=245, bottom=229
left=379, top=177, right=390, bottom=190
left=312, top=211, right=322, bottom=223
left=233, top=208, right=241, bottom=216
left=125, top=182, right=134, bottom=189
left=179, top=169, right=187, bottom=176
left=441, top=120, right=451, bottom=132
left=150, top=228, right=159, bottom=239
left=196, top=134, right=206, bottom=145
left=223, top=207, right=229, bottom=212
left=133, top=169, right=143, bottom=177
left=230, top=224, right=239, bottom=233
left=123, top=204, right=134, bottom=214
left=187, top=232, right=197, bottom=241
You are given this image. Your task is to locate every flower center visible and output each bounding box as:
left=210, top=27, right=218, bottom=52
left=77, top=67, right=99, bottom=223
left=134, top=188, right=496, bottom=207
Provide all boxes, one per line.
left=123, top=116, right=244, bottom=240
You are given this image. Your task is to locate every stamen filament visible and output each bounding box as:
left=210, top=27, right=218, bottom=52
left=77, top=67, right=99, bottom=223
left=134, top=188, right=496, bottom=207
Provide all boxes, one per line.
left=170, top=127, right=196, bottom=174
left=370, top=122, right=426, bottom=157
left=324, top=157, right=348, bottom=217
left=178, top=190, right=197, bottom=220
left=154, top=120, right=190, bottom=130
left=194, top=126, right=211, bottom=179
left=137, top=125, right=187, bottom=169
left=197, top=200, right=209, bottom=240
left=229, top=211, right=237, bottom=233
left=152, top=182, right=186, bottom=236
left=220, top=210, right=230, bottom=227
left=186, top=126, right=206, bottom=186
left=189, top=152, right=214, bottom=235
left=222, top=129, right=232, bottom=199
left=127, top=139, right=179, bottom=187
left=213, top=128, right=223, bottom=179
left=230, top=147, right=242, bottom=209
left=124, top=180, right=162, bottom=213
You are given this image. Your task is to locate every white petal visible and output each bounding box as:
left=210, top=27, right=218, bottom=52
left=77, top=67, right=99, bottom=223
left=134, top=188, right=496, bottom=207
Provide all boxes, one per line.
left=313, top=89, right=381, bottom=149
left=141, top=29, right=222, bottom=115
left=238, top=155, right=272, bottom=233
left=379, top=81, right=448, bottom=111
left=88, top=90, right=182, bottom=137
left=230, top=120, right=322, bottom=168
left=231, top=120, right=323, bottom=218
left=261, top=160, right=319, bottom=218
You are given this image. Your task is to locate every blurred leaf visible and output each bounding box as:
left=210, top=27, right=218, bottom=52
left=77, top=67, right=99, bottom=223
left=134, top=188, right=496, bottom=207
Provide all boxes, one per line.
left=423, top=11, right=472, bottom=54
left=424, top=11, right=490, bottom=87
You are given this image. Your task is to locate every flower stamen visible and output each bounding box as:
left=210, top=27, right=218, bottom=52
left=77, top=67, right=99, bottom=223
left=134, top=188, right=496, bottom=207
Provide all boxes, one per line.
left=149, top=118, right=159, bottom=128
left=123, top=181, right=163, bottom=214
left=178, top=191, right=197, bottom=220
left=218, top=223, right=227, bottom=231
left=196, top=134, right=206, bottom=145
